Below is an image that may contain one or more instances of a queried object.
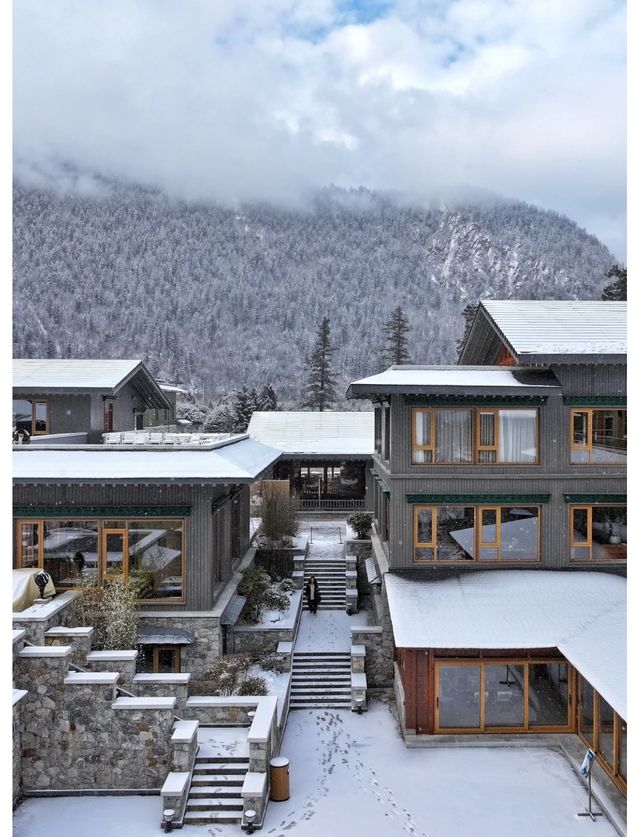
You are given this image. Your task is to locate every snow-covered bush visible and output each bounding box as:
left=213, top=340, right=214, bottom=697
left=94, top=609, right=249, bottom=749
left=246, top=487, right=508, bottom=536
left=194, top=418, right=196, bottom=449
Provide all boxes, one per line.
left=262, top=588, right=290, bottom=613
left=69, top=575, right=140, bottom=650
left=236, top=676, right=268, bottom=696
left=238, top=566, right=273, bottom=623
left=203, top=654, right=252, bottom=695
left=347, top=511, right=373, bottom=540
left=257, top=651, right=287, bottom=673
left=278, top=578, right=296, bottom=593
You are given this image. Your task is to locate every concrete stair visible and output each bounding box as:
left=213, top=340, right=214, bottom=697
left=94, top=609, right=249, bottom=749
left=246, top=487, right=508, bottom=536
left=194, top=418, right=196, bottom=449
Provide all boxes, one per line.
left=289, top=652, right=351, bottom=709
left=303, top=559, right=347, bottom=610
left=183, top=756, right=249, bottom=825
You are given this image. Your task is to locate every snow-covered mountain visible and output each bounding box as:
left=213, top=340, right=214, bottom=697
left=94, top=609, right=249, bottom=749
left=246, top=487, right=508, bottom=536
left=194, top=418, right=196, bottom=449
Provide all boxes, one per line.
left=13, top=180, right=614, bottom=402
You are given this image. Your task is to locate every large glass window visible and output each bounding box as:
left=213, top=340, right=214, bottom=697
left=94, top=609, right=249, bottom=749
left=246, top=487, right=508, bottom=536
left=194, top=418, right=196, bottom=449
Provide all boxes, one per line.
left=571, top=408, right=626, bottom=464
left=570, top=506, right=626, bottom=561
left=598, top=696, right=615, bottom=770
left=414, top=505, right=540, bottom=562
left=577, top=674, right=626, bottom=790
left=528, top=663, right=569, bottom=726
left=578, top=676, right=595, bottom=746
left=413, top=408, right=537, bottom=464
left=15, top=517, right=184, bottom=599
left=436, top=660, right=570, bottom=733
left=438, top=664, right=481, bottom=729
left=128, top=519, right=184, bottom=599
left=13, top=398, right=48, bottom=436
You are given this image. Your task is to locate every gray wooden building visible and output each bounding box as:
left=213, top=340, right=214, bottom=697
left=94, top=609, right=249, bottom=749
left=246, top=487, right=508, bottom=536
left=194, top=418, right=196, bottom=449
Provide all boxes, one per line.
left=13, top=359, right=172, bottom=444
left=12, top=434, right=281, bottom=676
left=347, top=300, right=626, bottom=794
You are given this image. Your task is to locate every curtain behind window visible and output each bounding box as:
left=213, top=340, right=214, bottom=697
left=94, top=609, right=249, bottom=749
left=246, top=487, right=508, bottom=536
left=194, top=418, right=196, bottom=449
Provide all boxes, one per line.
left=436, top=410, right=472, bottom=462
left=498, top=410, right=536, bottom=462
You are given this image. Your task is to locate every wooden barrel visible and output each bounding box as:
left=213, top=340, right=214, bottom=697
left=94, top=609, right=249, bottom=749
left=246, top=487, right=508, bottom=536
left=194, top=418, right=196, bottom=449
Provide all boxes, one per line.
left=269, top=757, right=290, bottom=801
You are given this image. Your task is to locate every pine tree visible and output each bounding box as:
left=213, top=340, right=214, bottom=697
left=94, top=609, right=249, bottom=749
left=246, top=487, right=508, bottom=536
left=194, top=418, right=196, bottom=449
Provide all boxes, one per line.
left=601, top=265, right=627, bottom=301
left=205, top=403, right=236, bottom=433
left=304, top=317, right=337, bottom=412
left=456, top=303, right=479, bottom=361
left=258, top=383, right=278, bottom=411
left=232, top=387, right=254, bottom=433
left=382, top=306, right=411, bottom=366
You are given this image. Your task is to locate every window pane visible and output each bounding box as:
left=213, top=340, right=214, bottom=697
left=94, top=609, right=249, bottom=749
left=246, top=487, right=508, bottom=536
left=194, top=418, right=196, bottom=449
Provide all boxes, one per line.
left=13, top=399, right=33, bottom=434
left=618, top=719, right=626, bottom=781
left=414, top=547, right=434, bottom=561
left=435, top=411, right=472, bottom=463
left=528, top=663, right=569, bottom=727
left=591, top=410, right=626, bottom=463
left=591, top=507, right=626, bottom=560
left=498, top=410, right=537, bottom=463
left=479, top=412, right=495, bottom=446
left=416, top=508, right=433, bottom=545
left=598, top=696, right=615, bottom=770
left=500, top=507, right=539, bottom=561
left=479, top=508, right=499, bottom=560
left=34, top=402, right=47, bottom=433
left=579, top=677, right=595, bottom=745
left=438, top=665, right=481, bottom=729
left=485, top=664, right=525, bottom=727
left=20, top=523, right=39, bottom=568
left=157, top=648, right=178, bottom=673
left=413, top=448, right=433, bottom=464
left=104, top=531, right=126, bottom=576
left=436, top=507, right=475, bottom=560
left=43, top=521, right=99, bottom=587
left=415, top=411, right=431, bottom=446
left=128, top=519, right=183, bottom=598
left=572, top=411, right=588, bottom=446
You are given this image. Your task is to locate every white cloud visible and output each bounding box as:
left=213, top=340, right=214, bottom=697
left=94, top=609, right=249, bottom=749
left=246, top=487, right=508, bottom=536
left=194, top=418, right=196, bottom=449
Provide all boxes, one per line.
left=13, top=0, right=626, bottom=256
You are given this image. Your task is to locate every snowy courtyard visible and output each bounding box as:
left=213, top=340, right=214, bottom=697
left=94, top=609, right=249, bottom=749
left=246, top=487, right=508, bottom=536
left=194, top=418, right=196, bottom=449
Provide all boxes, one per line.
left=13, top=701, right=617, bottom=837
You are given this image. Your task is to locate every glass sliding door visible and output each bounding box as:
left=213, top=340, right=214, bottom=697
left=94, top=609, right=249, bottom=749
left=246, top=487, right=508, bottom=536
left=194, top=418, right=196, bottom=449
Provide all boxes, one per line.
left=528, top=663, right=569, bottom=727
left=437, top=664, right=481, bottom=730
left=484, top=664, right=525, bottom=728
left=578, top=676, right=595, bottom=746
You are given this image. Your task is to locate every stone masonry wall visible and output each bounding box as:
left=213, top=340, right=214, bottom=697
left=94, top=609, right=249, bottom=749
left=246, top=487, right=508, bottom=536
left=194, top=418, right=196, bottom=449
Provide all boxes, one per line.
left=13, top=700, right=23, bottom=804
left=15, top=651, right=175, bottom=791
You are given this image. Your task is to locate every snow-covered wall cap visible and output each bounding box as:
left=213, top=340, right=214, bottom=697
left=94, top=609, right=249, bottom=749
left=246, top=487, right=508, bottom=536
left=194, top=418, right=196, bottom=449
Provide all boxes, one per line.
left=13, top=436, right=282, bottom=484
left=480, top=300, right=627, bottom=359
left=385, top=570, right=626, bottom=719
left=248, top=410, right=374, bottom=456
left=347, top=366, right=560, bottom=397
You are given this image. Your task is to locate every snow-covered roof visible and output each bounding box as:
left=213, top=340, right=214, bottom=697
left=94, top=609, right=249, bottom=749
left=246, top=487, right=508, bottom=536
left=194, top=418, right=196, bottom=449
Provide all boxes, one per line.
left=248, top=411, right=374, bottom=457
left=480, top=300, right=627, bottom=360
left=13, top=436, right=282, bottom=484
left=13, top=358, right=170, bottom=407
left=347, top=366, right=560, bottom=397
left=385, top=570, right=626, bottom=719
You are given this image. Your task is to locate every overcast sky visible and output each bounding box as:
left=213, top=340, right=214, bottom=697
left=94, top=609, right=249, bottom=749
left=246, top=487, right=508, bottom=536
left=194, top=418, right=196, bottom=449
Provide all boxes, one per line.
left=13, top=0, right=626, bottom=258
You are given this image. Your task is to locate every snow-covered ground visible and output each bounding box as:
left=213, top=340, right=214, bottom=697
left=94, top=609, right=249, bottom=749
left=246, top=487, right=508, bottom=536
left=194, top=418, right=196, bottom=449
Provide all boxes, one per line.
left=296, top=608, right=371, bottom=652
left=257, top=588, right=301, bottom=627
left=13, top=701, right=617, bottom=837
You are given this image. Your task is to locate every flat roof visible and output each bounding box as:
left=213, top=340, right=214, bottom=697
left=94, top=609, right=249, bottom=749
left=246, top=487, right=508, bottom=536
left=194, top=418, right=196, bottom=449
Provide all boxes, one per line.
left=248, top=411, right=374, bottom=457
left=347, top=366, right=560, bottom=398
left=385, top=570, right=626, bottom=719
left=480, top=300, right=627, bottom=361
left=13, top=436, right=282, bottom=484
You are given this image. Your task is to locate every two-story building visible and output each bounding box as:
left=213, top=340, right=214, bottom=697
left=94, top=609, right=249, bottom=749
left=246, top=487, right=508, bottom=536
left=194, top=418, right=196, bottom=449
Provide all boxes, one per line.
left=12, top=359, right=174, bottom=443
left=347, top=300, right=626, bottom=795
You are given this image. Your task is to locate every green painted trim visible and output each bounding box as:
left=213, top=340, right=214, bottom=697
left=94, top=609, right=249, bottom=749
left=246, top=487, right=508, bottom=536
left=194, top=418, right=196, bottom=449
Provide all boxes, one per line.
left=407, top=494, right=550, bottom=504
left=563, top=495, right=626, bottom=504
left=13, top=505, right=192, bottom=518
left=563, top=397, right=626, bottom=406
left=404, top=395, right=547, bottom=406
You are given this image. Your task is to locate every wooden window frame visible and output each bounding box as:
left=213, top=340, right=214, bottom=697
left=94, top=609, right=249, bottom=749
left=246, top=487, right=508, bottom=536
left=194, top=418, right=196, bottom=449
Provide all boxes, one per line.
left=14, top=398, right=49, bottom=435
left=103, top=399, right=115, bottom=433
left=411, top=407, right=539, bottom=466
left=434, top=658, right=573, bottom=734
left=570, top=408, right=627, bottom=465
left=101, top=527, right=129, bottom=579
left=153, top=646, right=181, bottom=673
left=413, top=505, right=541, bottom=564
left=569, top=504, right=627, bottom=562
left=576, top=673, right=626, bottom=794
left=14, top=517, right=186, bottom=603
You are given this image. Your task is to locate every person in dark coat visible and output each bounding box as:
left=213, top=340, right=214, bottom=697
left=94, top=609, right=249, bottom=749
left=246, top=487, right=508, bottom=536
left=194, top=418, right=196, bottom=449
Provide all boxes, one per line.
left=304, top=575, right=321, bottom=614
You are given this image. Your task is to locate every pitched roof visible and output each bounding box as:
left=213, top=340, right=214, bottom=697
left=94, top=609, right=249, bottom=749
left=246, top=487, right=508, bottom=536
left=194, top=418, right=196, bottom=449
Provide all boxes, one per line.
left=248, top=411, right=374, bottom=457
left=13, top=358, right=170, bottom=408
left=478, top=300, right=627, bottom=362
left=12, top=436, right=282, bottom=484
left=385, top=570, right=626, bottom=719
left=347, top=366, right=560, bottom=398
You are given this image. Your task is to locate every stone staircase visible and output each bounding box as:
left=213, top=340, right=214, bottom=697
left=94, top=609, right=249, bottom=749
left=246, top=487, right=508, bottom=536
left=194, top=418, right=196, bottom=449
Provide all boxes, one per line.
left=303, top=555, right=346, bottom=610
left=183, top=754, right=250, bottom=825
left=289, top=652, right=352, bottom=709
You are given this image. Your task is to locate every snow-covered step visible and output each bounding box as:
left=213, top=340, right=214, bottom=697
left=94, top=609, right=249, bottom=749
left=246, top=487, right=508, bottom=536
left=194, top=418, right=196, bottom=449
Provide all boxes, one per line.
left=289, top=652, right=353, bottom=710
left=185, top=754, right=249, bottom=825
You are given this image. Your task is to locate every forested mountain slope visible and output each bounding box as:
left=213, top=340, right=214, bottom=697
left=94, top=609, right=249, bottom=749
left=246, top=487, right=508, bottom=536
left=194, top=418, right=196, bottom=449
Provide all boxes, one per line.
left=13, top=181, right=613, bottom=403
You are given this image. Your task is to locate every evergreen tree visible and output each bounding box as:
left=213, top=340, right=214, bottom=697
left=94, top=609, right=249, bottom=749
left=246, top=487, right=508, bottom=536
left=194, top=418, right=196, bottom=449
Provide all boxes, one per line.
left=258, top=383, right=278, bottom=411
left=382, top=306, right=411, bottom=366
left=601, top=265, right=627, bottom=301
left=456, top=303, right=479, bottom=360
left=304, top=317, right=337, bottom=412
left=205, top=403, right=236, bottom=433
left=232, top=387, right=254, bottom=433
